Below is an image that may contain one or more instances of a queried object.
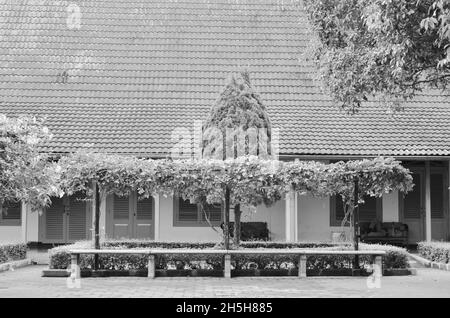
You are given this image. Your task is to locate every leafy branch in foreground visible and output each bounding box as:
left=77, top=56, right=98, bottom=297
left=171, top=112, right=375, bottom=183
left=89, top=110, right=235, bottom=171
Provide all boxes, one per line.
left=304, top=0, right=449, bottom=113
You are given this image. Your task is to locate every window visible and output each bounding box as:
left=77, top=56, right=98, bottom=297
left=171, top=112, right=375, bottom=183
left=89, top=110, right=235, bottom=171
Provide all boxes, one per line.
left=174, top=197, right=222, bottom=226
left=0, top=201, right=21, bottom=226
left=431, top=173, right=445, bottom=219
left=330, top=195, right=381, bottom=226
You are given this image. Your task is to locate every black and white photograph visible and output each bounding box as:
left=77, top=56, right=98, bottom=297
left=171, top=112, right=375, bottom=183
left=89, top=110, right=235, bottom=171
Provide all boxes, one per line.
left=0, top=0, right=449, bottom=304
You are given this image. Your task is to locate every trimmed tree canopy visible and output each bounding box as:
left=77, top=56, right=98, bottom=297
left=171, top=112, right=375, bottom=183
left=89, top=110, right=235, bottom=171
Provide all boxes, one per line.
left=202, top=71, right=272, bottom=159
left=304, top=0, right=450, bottom=113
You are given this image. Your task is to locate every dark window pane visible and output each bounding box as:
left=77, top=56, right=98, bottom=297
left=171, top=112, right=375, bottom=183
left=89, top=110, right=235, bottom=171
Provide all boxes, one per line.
left=359, top=197, right=377, bottom=221
left=2, top=201, right=21, bottom=220
left=335, top=195, right=347, bottom=221
left=404, top=173, right=421, bottom=219
left=201, top=204, right=222, bottom=222
left=335, top=195, right=378, bottom=222
left=431, top=174, right=444, bottom=219
left=179, top=198, right=198, bottom=222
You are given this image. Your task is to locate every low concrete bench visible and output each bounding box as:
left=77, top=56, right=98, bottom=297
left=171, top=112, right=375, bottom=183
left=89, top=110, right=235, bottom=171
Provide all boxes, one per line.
left=68, top=249, right=386, bottom=279
left=68, top=249, right=152, bottom=280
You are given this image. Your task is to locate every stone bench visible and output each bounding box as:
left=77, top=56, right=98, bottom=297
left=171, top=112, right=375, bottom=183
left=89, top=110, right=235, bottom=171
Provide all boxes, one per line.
left=68, top=249, right=386, bottom=279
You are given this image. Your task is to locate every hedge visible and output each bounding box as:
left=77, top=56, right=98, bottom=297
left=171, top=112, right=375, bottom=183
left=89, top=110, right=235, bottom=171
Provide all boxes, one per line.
left=0, top=242, right=27, bottom=264
left=49, top=240, right=409, bottom=271
left=418, top=241, right=450, bottom=264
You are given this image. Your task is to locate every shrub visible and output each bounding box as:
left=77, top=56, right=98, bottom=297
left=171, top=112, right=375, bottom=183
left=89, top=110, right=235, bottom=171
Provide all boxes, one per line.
left=360, top=243, right=409, bottom=269
left=48, top=240, right=408, bottom=271
left=418, top=241, right=450, bottom=264
left=0, top=242, right=27, bottom=264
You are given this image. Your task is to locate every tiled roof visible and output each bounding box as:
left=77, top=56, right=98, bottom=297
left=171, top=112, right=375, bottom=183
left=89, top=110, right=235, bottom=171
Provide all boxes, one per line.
left=0, top=0, right=449, bottom=157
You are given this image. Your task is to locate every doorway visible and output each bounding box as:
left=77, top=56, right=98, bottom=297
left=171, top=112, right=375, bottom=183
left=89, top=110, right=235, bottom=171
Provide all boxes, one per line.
left=40, top=194, right=90, bottom=243
left=110, top=193, right=154, bottom=240
left=399, top=164, right=449, bottom=243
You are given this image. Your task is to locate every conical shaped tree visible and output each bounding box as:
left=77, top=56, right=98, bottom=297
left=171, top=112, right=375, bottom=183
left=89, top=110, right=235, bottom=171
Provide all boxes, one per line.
left=203, top=71, right=273, bottom=245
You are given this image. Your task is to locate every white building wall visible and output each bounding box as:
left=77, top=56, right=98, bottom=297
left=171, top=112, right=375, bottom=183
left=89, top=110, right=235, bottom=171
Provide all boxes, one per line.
left=236, top=200, right=285, bottom=242
left=25, top=206, right=40, bottom=242
left=158, top=196, right=223, bottom=242
left=157, top=196, right=285, bottom=242
left=297, top=193, right=400, bottom=242
left=17, top=191, right=402, bottom=244
left=382, top=190, right=399, bottom=222
left=0, top=226, right=22, bottom=242
left=297, top=195, right=351, bottom=241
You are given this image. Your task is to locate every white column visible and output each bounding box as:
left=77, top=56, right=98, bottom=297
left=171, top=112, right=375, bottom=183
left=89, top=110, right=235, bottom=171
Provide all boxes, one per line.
left=21, top=202, right=27, bottom=243
left=153, top=195, right=160, bottom=241
left=285, top=189, right=298, bottom=242
left=425, top=161, right=432, bottom=242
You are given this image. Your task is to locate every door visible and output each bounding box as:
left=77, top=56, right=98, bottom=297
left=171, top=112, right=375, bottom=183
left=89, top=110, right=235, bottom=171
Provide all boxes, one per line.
left=44, top=197, right=66, bottom=243
left=400, top=169, right=425, bottom=243
left=67, top=194, right=88, bottom=241
left=111, top=193, right=154, bottom=239
left=430, top=168, right=449, bottom=241
left=134, top=197, right=154, bottom=239
left=112, top=194, right=132, bottom=239
left=42, top=194, right=88, bottom=243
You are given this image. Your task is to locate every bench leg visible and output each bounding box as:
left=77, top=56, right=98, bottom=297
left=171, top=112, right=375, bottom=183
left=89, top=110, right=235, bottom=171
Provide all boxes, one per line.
left=148, top=254, right=155, bottom=279
left=374, top=256, right=382, bottom=277
left=70, top=254, right=80, bottom=280
left=224, top=254, right=231, bottom=279
left=298, top=255, right=307, bottom=278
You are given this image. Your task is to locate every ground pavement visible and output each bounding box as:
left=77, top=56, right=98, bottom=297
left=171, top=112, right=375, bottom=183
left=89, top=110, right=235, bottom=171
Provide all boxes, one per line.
left=0, top=265, right=450, bottom=298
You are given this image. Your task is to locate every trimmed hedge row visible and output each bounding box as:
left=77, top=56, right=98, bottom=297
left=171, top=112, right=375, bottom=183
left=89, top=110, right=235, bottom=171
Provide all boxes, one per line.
left=49, top=240, right=409, bottom=271
left=0, top=242, right=27, bottom=264
left=418, top=241, right=450, bottom=264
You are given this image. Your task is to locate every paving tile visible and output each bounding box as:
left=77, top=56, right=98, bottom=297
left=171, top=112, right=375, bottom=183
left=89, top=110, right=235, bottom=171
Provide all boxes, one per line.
left=1, top=265, right=450, bottom=298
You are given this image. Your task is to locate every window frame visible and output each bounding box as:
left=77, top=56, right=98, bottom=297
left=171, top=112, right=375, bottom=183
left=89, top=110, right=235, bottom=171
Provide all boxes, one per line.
left=173, top=197, right=222, bottom=227
left=0, top=201, right=22, bottom=226
left=330, top=195, right=382, bottom=227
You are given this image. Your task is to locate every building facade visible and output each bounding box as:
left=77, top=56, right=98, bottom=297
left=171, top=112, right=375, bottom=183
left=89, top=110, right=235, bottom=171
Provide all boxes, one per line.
left=2, top=159, right=449, bottom=244
left=0, top=1, right=449, bottom=244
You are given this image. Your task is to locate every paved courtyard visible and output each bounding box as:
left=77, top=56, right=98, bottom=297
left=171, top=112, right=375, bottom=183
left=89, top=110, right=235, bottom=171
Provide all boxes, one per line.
left=1, top=265, right=450, bottom=298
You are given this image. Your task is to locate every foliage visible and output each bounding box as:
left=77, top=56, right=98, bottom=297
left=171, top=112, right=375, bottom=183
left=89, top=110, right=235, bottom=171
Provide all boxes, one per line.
left=304, top=0, right=450, bottom=113
left=0, top=115, right=57, bottom=210
left=0, top=242, right=27, bottom=264
left=55, top=152, right=413, bottom=210
left=48, top=241, right=408, bottom=270
left=202, top=71, right=272, bottom=159
left=418, top=241, right=450, bottom=263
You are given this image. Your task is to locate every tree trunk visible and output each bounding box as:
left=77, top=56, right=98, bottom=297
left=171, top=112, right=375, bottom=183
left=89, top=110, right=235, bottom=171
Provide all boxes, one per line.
left=94, top=182, right=101, bottom=270
left=233, top=204, right=241, bottom=245
left=353, top=177, right=360, bottom=270
left=223, top=187, right=231, bottom=250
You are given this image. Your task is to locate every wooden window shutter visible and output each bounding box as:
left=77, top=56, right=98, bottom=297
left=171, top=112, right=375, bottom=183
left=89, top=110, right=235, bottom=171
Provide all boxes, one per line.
left=178, top=198, right=198, bottom=222
left=404, top=173, right=422, bottom=219
left=201, top=204, right=222, bottom=223
left=137, top=197, right=153, bottom=220
left=431, top=173, right=444, bottom=219
left=68, top=193, right=87, bottom=241
left=113, top=195, right=129, bottom=219
left=358, top=197, right=378, bottom=221
left=46, top=197, right=64, bottom=240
